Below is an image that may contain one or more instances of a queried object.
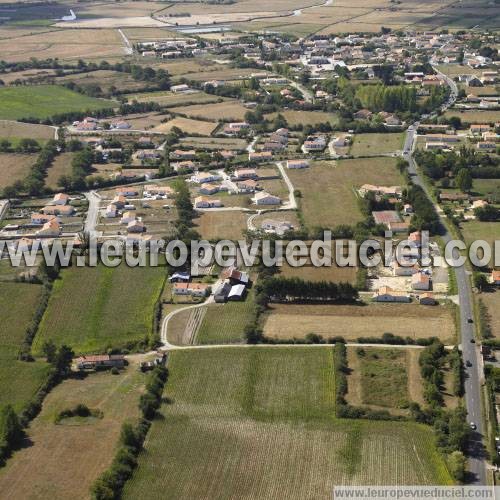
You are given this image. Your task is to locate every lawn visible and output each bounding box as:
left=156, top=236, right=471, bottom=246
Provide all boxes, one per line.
left=0, top=361, right=146, bottom=499
left=288, top=157, right=403, bottom=228
left=123, top=347, right=452, bottom=499
left=0, top=153, right=37, bottom=189
left=33, top=263, right=167, bottom=354
left=0, top=283, right=52, bottom=413
left=262, top=303, right=456, bottom=343
left=194, top=210, right=249, bottom=241
left=350, top=132, right=404, bottom=157
left=0, top=85, right=117, bottom=120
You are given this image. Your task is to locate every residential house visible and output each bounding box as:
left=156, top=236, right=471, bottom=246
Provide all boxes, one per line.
left=372, top=286, right=411, bottom=303
left=105, top=204, right=118, bottom=218
left=234, top=168, right=258, bottom=180
left=127, top=220, right=145, bottom=233
left=253, top=191, right=281, bottom=205
left=237, top=179, right=258, bottom=193
left=249, top=151, right=273, bottom=162
left=173, top=282, right=210, bottom=297
left=36, top=218, right=61, bottom=237
left=261, top=219, right=294, bottom=236
left=191, top=171, right=221, bottom=184
left=199, top=183, right=220, bottom=195
left=420, top=293, right=437, bottom=306
left=116, top=187, right=138, bottom=198
left=52, top=193, right=70, bottom=205
left=75, top=354, right=125, bottom=371
left=41, top=205, right=75, bottom=216
left=171, top=149, right=196, bottom=160
left=227, top=284, right=246, bottom=301
left=171, top=83, right=190, bottom=93
left=143, top=185, right=174, bottom=197
left=121, top=211, right=136, bottom=224
left=287, top=159, right=309, bottom=169
left=491, top=270, right=500, bottom=285
left=354, top=109, right=373, bottom=120
left=411, top=272, right=431, bottom=291
left=194, top=196, right=222, bottom=209
left=477, top=142, right=496, bottom=151
left=470, top=124, right=491, bottom=135
left=31, top=213, right=57, bottom=225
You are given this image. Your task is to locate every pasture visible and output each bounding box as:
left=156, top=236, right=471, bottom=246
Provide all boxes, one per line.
left=350, top=132, right=405, bottom=157
left=0, top=361, right=146, bottom=500
left=261, top=303, right=456, bottom=343
left=0, top=85, right=117, bottom=121
left=288, top=158, right=403, bottom=228
left=170, top=100, right=249, bottom=121
left=0, top=283, right=51, bottom=413
left=33, top=263, right=167, bottom=354
left=0, top=153, right=37, bottom=189
left=124, top=347, right=452, bottom=499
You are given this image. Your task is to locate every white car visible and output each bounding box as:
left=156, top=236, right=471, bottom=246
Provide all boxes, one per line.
left=470, top=422, right=477, bottom=430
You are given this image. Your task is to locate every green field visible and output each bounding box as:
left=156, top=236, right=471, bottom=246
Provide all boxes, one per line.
left=124, top=348, right=451, bottom=498
left=33, top=264, right=167, bottom=354
left=0, top=283, right=52, bottom=412
left=0, top=85, right=117, bottom=120
left=195, top=290, right=256, bottom=344
left=288, top=158, right=403, bottom=228
left=350, top=133, right=404, bottom=157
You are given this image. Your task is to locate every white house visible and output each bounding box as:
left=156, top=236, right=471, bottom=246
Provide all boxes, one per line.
left=372, top=286, right=410, bottom=303
left=287, top=159, right=309, bottom=169
left=253, top=191, right=281, bottom=205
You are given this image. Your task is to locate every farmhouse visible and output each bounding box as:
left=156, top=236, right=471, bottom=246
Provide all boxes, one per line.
left=287, top=159, right=309, bottom=169
left=372, top=286, right=411, bottom=303
left=75, top=354, right=125, bottom=371
left=411, top=272, right=431, bottom=291
left=253, top=191, right=281, bottom=205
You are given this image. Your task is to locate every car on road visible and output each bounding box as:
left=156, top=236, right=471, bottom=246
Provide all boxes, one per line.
left=468, top=318, right=474, bottom=323
left=470, top=338, right=476, bottom=343
left=466, top=360, right=472, bottom=367
left=470, top=422, right=477, bottom=430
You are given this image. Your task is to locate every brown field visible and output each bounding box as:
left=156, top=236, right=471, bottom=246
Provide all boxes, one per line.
left=150, top=58, right=223, bottom=77
left=0, top=68, right=58, bottom=85
left=55, top=70, right=146, bottom=93
left=279, top=258, right=357, bottom=284
left=464, top=86, right=499, bottom=97
left=153, top=116, right=218, bottom=135
left=121, top=112, right=169, bottom=130
left=288, top=158, right=403, bottom=228
left=479, top=290, right=500, bottom=340
left=265, top=110, right=338, bottom=126
left=178, top=136, right=248, bottom=150
left=194, top=211, right=249, bottom=241
left=262, top=303, right=456, bottom=343
left=173, top=67, right=269, bottom=83
left=0, top=153, right=36, bottom=188
left=170, top=100, right=249, bottom=121
left=45, top=152, right=74, bottom=190
left=0, top=362, right=146, bottom=500
left=443, top=109, right=500, bottom=124
left=0, top=120, right=54, bottom=139
left=122, top=27, right=179, bottom=40
left=77, top=1, right=168, bottom=18
left=0, top=29, right=124, bottom=62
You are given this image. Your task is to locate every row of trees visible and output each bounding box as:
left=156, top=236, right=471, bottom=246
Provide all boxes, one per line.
left=355, top=84, right=418, bottom=113
left=58, top=147, right=94, bottom=191
left=406, top=184, right=441, bottom=235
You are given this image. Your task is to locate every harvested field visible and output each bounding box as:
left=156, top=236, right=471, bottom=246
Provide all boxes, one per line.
left=178, top=136, right=248, bottom=150
left=0, top=29, right=124, bottom=62
left=0, top=85, right=117, bottom=121
left=33, top=263, right=167, bottom=354
left=350, top=132, right=404, bottom=157
left=153, top=116, right=218, bottom=135
left=266, top=110, right=338, bottom=127
left=194, top=210, right=248, bottom=241
left=128, top=90, right=222, bottom=107
left=45, top=152, right=74, bottom=190
left=123, top=347, right=452, bottom=499
left=0, top=120, right=54, bottom=140
left=288, top=158, right=403, bottom=228
left=0, top=153, right=36, bottom=189
left=0, top=362, right=146, bottom=500
left=170, top=100, right=249, bottom=121
left=262, top=303, right=456, bottom=343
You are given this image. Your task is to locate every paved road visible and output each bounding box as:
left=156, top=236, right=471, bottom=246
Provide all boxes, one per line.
left=118, top=28, right=133, bottom=55
left=83, top=191, right=101, bottom=238
left=288, top=80, right=313, bottom=103
left=404, top=127, right=487, bottom=484
left=275, top=161, right=297, bottom=209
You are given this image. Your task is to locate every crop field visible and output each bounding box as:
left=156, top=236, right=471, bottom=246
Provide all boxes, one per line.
left=266, top=110, right=338, bottom=127
left=350, top=133, right=405, bottom=157
left=0, top=283, right=52, bottom=413
left=262, top=303, right=456, bottom=343
left=195, top=290, right=256, bottom=345
left=0, top=120, right=54, bottom=140
left=153, top=116, right=218, bottom=135
left=0, top=361, right=146, bottom=500
left=0, top=85, right=117, bottom=121
left=130, top=90, right=222, bottom=107
left=0, top=29, right=125, bottom=62
left=288, top=158, right=403, bottom=228
left=45, top=152, right=74, bottom=190
left=443, top=109, right=500, bottom=124
left=33, top=263, right=167, bottom=354
left=0, top=153, right=37, bottom=189
left=124, top=347, right=452, bottom=499
left=194, top=210, right=248, bottom=241
left=170, top=100, right=249, bottom=121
